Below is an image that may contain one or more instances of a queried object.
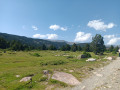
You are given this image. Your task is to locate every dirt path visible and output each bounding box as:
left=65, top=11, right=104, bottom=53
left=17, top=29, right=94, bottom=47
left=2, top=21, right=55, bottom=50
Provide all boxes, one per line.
left=71, top=57, right=120, bottom=90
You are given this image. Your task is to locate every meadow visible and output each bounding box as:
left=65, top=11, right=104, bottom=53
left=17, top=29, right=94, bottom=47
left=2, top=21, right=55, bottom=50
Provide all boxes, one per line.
left=0, top=50, right=117, bottom=90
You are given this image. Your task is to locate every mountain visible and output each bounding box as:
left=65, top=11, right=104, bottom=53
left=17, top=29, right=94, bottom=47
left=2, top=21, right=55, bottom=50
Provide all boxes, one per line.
left=0, top=32, right=67, bottom=48
left=0, top=32, right=89, bottom=48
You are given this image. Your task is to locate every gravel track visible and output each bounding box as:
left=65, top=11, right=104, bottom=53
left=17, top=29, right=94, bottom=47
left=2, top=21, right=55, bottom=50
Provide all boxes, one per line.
left=72, top=57, right=120, bottom=90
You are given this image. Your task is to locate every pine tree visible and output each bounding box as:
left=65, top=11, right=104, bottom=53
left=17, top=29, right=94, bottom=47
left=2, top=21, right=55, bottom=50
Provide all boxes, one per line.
left=65, top=44, right=71, bottom=51
left=78, top=45, right=82, bottom=51
left=91, top=34, right=105, bottom=55
left=71, top=43, right=77, bottom=52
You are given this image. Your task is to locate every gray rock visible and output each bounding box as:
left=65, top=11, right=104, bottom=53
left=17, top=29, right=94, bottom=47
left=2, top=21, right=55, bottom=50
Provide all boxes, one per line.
left=77, top=55, right=86, bottom=59
left=52, top=71, right=80, bottom=85
left=20, top=77, right=32, bottom=82
left=86, top=58, right=96, bottom=62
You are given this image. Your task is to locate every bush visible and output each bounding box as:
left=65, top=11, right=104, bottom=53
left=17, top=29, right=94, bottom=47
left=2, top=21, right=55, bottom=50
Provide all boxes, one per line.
left=40, top=62, right=48, bottom=66
left=33, top=53, right=41, bottom=57
left=49, top=79, right=68, bottom=87
left=112, top=51, right=117, bottom=54
left=67, top=56, right=74, bottom=59
left=83, top=52, right=91, bottom=58
left=39, top=77, right=48, bottom=82
left=40, top=60, right=67, bottom=66
left=50, top=60, right=66, bottom=65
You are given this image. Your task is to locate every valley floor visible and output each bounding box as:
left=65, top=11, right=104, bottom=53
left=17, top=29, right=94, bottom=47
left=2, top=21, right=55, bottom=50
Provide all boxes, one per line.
left=0, top=50, right=117, bottom=90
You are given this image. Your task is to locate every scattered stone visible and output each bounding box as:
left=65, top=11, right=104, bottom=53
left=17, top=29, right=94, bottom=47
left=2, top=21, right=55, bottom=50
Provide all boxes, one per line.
left=93, top=72, right=103, bottom=77
left=48, top=74, right=51, bottom=80
left=55, top=55, right=60, bottom=56
left=107, top=57, right=113, bottom=60
left=104, top=57, right=114, bottom=60
left=63, top=55, right=69, bottom=56
left=52, top=71, right=80, bottom=85
left=43, top=70, right=49, bottom=75
left=16, top=75, right=20, bottom=78
left=86, top=58, right=96, bottom=62
left=69, top=70, right=74, bottom=72
left=96, top=74, right=103, bottom=77
left=20, top=77, right=32, bottom=82
left=81, top=86, right=86, bottom=90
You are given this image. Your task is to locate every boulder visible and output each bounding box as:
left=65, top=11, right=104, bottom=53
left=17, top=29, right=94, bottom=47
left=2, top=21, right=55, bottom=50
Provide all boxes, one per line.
left=86, top=58, right=96, bottom=62
left=77, top=55, right=86, bottom=59
left=52, top=71, right=80, bottom=85
left=20, top=77, right=32, bottom=82
left=106, top=57, right=113, bottom=60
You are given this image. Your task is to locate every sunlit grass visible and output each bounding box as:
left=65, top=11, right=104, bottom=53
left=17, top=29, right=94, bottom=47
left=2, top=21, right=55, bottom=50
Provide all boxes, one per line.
left=0, top=50, right=117, bottom=90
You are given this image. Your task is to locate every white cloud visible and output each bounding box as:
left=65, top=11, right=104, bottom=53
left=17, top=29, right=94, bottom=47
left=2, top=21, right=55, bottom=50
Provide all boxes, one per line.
left=104, top=34, right=120, bottom=45
left=49, top=25, right=60, bottom=31
left=32, top=25, right=38, bottom=30
left=87, top=20, right=115, bottom=31
left=49, top=24, right=67, bottom=31
left=104, top=35, right=115, bottom=39
left=33, top=34, right=46, bottom=38
left=46, top=34, right=58, bottom=39
left=74, top=31, right=92, bottom=42
left=107, top=38, right=120, bottom=45
left=33, top=34, right=58, bottom=40
left=60, top=27, right=67, bottom=31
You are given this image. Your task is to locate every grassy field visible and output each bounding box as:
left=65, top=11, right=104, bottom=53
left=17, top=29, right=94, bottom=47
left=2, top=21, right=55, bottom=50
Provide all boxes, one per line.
left=0, top=50, right=118, bottom=90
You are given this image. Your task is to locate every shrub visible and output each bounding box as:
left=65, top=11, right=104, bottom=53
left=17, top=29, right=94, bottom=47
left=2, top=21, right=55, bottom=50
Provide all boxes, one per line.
left=50, top=60, right=66, bottom=65
left=67, top=56, right=74, bottom=59
left=40, top=62, right=48, bottom=66
left=112, top=51, right=117, bottom=54
left=49, top=79, right=68, bottom=87
left=83, top=52, right=91, bottom=58
left=39, top=77, right=48, bottom=82
left=40, top=60, right=67, bottom=66
left=33, top=53, right=41, bottom=57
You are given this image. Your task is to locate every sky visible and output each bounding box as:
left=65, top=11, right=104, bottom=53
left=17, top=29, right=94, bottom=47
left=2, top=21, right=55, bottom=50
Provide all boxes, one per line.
left=0, top=0, right=120, bottom=45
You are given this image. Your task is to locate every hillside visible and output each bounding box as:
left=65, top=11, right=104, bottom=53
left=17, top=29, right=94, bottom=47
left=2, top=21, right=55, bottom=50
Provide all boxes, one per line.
left=0, top=32, right=90, bottom=48
left=0, top=32, right=67, bottom=48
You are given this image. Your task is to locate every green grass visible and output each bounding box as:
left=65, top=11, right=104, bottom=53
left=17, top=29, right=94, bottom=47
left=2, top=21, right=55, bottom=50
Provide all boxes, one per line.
left=0, top=50, right=118, bottom=90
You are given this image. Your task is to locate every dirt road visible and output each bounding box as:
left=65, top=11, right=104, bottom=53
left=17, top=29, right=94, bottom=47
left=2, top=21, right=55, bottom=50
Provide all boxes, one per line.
left=72, top=57, right=120, bottom=90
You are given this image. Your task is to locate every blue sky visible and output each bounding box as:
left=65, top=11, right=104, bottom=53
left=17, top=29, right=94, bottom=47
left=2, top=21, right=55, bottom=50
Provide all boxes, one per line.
left=0, top=0, right=120, bottom=45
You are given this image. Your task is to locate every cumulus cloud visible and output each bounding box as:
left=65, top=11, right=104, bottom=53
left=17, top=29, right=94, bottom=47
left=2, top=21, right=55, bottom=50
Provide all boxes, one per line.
left=104, top=34, right=120, bottom=45
left=87, top=20, right=115, bottom=31
left=49, top=25, right=60, bottom=30
left=49, top=24, right=67, bottom=31
left=32, top=25, right=38, bottom=30
left=107, top=38, right=120, bottom=45
left=33, top=34, right=58, bottom=40
left=104, top=35, right=115, bottom=39
left=60, top=27, right=67, bottom=31
left=74, top=32, right=92, bottom=42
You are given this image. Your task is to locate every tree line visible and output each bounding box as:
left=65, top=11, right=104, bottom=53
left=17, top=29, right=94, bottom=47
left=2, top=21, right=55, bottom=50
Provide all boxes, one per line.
left=0, top=34, right=119, bottom=55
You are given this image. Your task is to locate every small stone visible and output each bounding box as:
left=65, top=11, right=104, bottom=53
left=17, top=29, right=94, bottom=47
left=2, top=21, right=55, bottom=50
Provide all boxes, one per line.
left=108, top=86, right=112, bottom=88
left=16, top=75, right=20, bottom=78
left=81, top=86, right=86, bottom=90
left=69, top=70, right=74, bottom=72
left=86, top=58, right=96, bottom=62
left=96, top=74, right=103, bottom=77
